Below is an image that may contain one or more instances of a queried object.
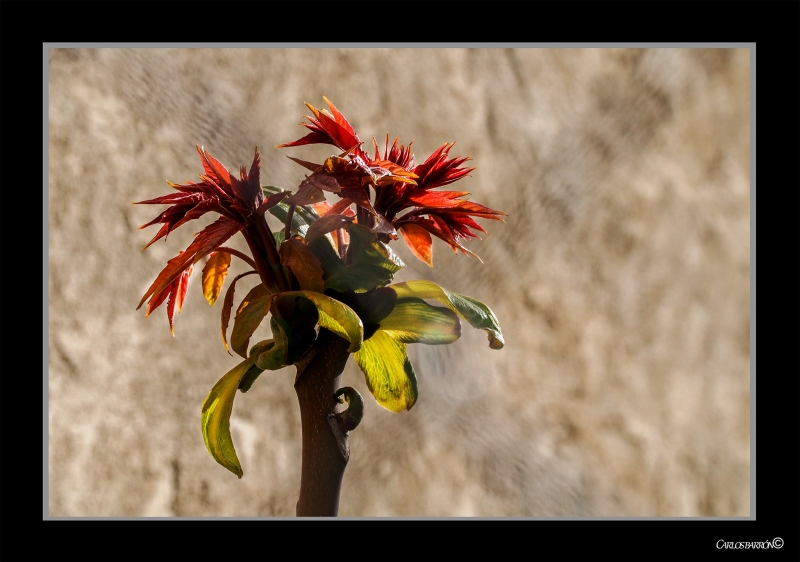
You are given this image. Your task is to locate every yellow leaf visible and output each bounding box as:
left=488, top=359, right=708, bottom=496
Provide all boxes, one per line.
left=230, top=285, right=272, bottom=359
left=390, top=280, right=504, bottom=349
left=200, top=358, right=254, bottom=478
left=202, top=251, right=232, bottom=306
left=353, top=330, right=417, bottom=412
left=276, top=290, right=364, bottom=353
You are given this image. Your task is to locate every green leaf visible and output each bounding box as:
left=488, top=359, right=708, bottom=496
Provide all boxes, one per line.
left=389, top=280, right=504, bottom=349
left=237, top=339, right=274, bottom=393
left=283, top=298, right=319, bottom=364
left=269, top=203, right=310, bottom=239
left=276, top=290, right=364, bottom=353
left=345, top=223, right=405, bottom=274
left=253, top=317, right=288, bottom=372
left=373, top=241, right=405, bottom=273
left=294, top=203, right=322, bottom=226
left=201, top=357, right=254, bottom=478
left=325, top=287, right=397, bottom=341
left=248, top=338, right=275, bottom=359
left=338, top=287, right=398, bottom=325
left=324, top=263, right=394, bottom=293
left=230, top=285, right=272, bottom=358
left=379, top=297, right=461, bottom=344
left=263, top=186, right=319, bottom=238
left=279, top=238, right=326, bottom=293
left=308, top=235, right=344, bottom=277
left=353, top=330, right=418, bottom=412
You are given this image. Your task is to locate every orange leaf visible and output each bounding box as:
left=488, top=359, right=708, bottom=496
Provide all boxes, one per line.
left=399, top=223, right=433, bottom=267
left=370, top=159, right=418, bottom=178
left=279, top=238, right=326, bottom=293
left=312, top=201, right=331, bottom=216
left=202, top=251, right=232, bottom=306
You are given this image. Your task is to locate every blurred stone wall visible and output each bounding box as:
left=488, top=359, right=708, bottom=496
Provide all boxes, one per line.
left=47, top=47, right=750, bottom=517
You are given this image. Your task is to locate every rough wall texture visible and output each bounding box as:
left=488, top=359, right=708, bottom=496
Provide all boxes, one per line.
left=48, top=48, right=750, bottom=517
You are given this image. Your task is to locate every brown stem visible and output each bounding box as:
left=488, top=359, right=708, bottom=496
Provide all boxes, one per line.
left=356, top=205, right=367, bottom=227
left=252, top=215, right=290, bottom=293
left=240, top=228, right=279, bottom=293
left=284, top=204, right=296, bottom=240
left=294, top=328, right=352, bottom=516
left=374, top=185, right=391, bottom=216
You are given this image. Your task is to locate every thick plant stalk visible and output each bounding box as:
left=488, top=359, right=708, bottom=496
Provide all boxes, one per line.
left=294, top=328, right=352, bottom=516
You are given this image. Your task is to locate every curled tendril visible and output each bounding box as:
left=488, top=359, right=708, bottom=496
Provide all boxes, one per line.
left=333, top=387, right=364, bottom=432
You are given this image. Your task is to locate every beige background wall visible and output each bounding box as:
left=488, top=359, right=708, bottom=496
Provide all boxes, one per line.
left=48, top=47, right=750, bottom=517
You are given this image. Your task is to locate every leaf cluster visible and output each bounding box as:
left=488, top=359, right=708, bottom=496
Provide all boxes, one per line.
left=197, top=192, right=504, bottom=477
left=135, top=104, right=506, bottom=479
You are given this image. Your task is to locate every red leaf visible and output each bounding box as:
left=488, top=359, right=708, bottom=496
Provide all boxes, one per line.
left=197, top=174, right=233, bottom=203
left=302, top=173, right=342, bottom=193
left=275, top=98, right=366, bottom=160
left=322, top=96, right=359, bottom=142
left=403, top=191, right=504, bottom=218
left=145, top=279, right=171, bottom=318
left=255, top=191, right=289, bottom=215
left=444, top=213, right=487, bottom=234
left=285, top=182, right=326, bottom=206
left=134, top=192, right=204, bottom=206
left=412, top=143, right=475, bottom=190
left=228, top=148, right=261, bottom=208
left=196, top=145, right=232, bottom=190
left=428, top=190, right=471, bottom=200
left=248, top=147, right=261, bottom=187
left=166, top=264, right=193, bottom=335
left=274, top=130, right=330, bottom=149
left=141, top=223, right=171, bottom=250
left=304, top=214, right=355, bottom=242
left=286, top=156, right=323, bottom=173
left=138, top=217, right=242, bottom=311
left=328, top=197, right=357, bottom=217
left=399, top=217, right=480, bottom=261
left=183, top=198, right=221, bottom=221
left=316, top=105, right=361, bottom=155
left=374, top=135, right=415, bottom=169
left=165, top=180, right=202, bottom=193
